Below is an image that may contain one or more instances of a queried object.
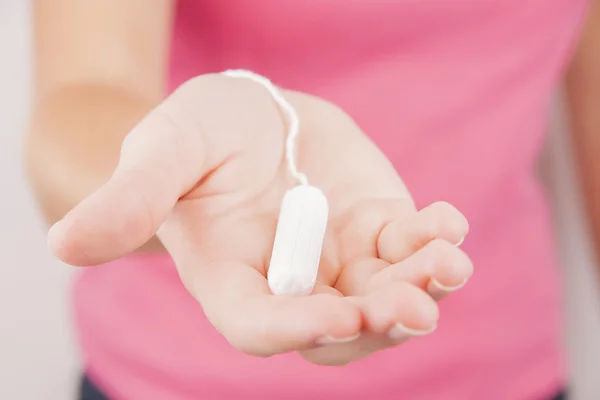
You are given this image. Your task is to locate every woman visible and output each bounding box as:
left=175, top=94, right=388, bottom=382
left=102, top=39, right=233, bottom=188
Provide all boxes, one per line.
left=26, top=0, right=597, bottom=399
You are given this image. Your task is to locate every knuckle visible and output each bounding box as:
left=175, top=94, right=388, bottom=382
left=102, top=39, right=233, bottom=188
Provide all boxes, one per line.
left=116, top=170, right=161, bottom=235
left=413, top=215, right=439, bottom=242
left=426, top=239, right=472, bottom=274
left=391, top=282, right=439, bottom=320
left=454, top=249, right=474, bottom=273
left=426, top=239, right=459, bottom=264
left=429, top=201, right=459, bottom=216
left=351, top=201, right=390, bottom=230
left=428, top=201, right=468, bottom=233
left=427, top=201, right=459, bottom=225
left=377, top=222, right=404, bottom=255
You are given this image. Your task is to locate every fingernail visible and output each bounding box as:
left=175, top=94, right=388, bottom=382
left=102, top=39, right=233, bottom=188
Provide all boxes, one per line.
left=47, top=221, right=63, bottom=249
left=455, top=236, right=465, bottom=247
left=388, top=323, right=436, bottom=341
left=429, top=278, right=468, bottom=293
left=316, top=332, right=361, bottom=345
left=48, top=221, right=59, bottom=236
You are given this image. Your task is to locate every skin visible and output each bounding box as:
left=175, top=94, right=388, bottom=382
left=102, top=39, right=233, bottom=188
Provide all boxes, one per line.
left=567, top=0, right=600, bottom=272
left=26, top=0, right=598, bottom=368
left=42, top=71, right=472, bottom=365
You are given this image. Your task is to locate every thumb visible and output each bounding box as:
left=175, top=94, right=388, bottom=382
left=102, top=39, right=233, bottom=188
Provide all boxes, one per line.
left=48, top=99, right=210, bottom=266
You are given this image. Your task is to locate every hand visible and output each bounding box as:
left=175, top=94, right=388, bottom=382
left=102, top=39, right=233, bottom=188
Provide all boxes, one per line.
left=48, top=73, right=472, bottom=366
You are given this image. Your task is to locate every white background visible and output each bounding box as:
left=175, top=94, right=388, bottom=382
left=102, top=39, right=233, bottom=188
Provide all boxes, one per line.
left=1, top=1, right=599, bottom=399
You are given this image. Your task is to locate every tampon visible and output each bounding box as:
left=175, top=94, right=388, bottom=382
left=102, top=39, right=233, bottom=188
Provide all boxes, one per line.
left=222, top=70, right=328, bottom=296
left=267, top=185, right=329, bottom=295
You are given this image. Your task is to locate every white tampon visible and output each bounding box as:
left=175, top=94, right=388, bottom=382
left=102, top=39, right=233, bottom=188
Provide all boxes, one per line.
left=267, top=185, right=328, bottom=295
left=222, top=69, right=328, bottom=296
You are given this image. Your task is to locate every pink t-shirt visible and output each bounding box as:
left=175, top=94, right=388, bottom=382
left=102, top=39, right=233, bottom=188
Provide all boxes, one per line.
left=74, top=1, right=588, bottom=399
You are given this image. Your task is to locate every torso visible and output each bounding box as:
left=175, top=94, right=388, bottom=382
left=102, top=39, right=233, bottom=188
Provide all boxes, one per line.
left=74, top=1, right=588, bottom=399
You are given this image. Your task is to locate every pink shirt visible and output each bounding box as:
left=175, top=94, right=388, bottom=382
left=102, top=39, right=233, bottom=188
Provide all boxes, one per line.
left=74, top=1, right=588, bottom=399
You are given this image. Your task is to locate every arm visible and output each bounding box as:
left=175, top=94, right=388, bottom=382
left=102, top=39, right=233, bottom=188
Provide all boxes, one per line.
left=26, top=0, right=174, bottom=252
left=565, top=1, right=600, bottom=271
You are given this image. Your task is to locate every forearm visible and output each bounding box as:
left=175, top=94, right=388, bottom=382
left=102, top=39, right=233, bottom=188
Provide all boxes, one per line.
left=565, top=2, right=600, bottom=270
left=567, top=86, right=600, bottom=265
left=25, top=83, right=164, bottom=251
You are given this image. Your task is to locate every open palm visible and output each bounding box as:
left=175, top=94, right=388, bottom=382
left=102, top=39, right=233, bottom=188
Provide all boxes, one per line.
left=49, top=74, right=472, bottom=366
